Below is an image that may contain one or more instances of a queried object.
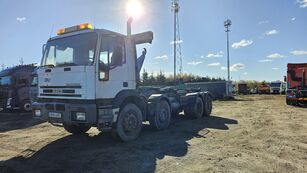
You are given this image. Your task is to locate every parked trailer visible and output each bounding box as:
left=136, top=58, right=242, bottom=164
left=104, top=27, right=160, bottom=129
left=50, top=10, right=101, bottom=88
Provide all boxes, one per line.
left=286, top=63, right=307, bottom=105
left=0, top=65, right=36, bottom=112
left=32, top=23, right=213, bottom=142
left=185, top=81, right=233, bottom=100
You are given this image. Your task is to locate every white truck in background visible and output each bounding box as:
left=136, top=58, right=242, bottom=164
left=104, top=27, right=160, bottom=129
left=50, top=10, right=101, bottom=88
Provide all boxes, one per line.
left=33, top=22, right=213, bottom=142
left=270, top=81, right=286, bottom=94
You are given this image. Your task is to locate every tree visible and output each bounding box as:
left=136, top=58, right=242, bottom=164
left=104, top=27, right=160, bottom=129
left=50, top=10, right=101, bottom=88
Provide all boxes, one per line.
left=141, top=69, right=149, bottom=85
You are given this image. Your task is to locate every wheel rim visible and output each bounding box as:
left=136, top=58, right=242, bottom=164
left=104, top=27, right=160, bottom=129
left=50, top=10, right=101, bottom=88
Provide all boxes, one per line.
left=123, top=112, right=138, bottom=132
left=158, top=108, right=167, bottom=122
left=24, top=103, right=32, bottom=111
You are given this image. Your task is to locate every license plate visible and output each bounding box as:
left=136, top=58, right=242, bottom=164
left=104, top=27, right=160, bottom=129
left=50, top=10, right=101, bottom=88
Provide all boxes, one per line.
left=49, top=112, right=62, bottom=118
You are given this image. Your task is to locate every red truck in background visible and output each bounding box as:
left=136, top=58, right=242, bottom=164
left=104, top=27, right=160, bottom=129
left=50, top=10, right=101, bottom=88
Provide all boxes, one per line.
left=286, top=63, right=307, bottom=105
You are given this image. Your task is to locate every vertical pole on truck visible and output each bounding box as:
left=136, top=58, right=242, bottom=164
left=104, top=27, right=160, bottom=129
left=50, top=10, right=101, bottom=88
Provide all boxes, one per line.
left=224, top=19, right=232, bottom=96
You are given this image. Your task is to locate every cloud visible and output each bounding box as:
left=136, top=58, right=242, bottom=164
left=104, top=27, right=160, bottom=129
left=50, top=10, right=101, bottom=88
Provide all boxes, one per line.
left=207, top=62, right=221, bottom=67
left=16, top=17, right=26, bottom=23
left=243, top=72, right=248, bottom=75
left=154, top=54, right=168, bottom=60
left=265, top=29, right=279, bottom=36
left=200, top=55, right=205, bottom=59
left=297, top=0, right=307, bottom=8
left=221, top=63, right=245, bottom=72
left=258, top=20, right=269, bottom=24
left=206, top=51, right=224, bottom=58
left=267, top=53, right=285, bottom=59
left=232, top=39, right=253, bottom=49
left=291, top=17, right=296, bottom=21
left=187, top=61, right=202, bottom=66
left=290, top=50, right=307, bottom=56
left=170, top=40, right=183, bottom=45
left=272, top=68, right=279, bottom=70
left=258, top=59, right=273, bottom=63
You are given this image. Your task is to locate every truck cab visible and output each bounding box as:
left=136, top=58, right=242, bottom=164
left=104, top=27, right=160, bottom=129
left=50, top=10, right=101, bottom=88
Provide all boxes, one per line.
left=270, top=81, right=282, bottom=94
left=0, top=65, right=36, bottom=112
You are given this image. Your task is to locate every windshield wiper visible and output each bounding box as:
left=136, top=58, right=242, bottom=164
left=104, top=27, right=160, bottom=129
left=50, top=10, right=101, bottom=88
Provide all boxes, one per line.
left=56, top=62, right=77, bottom=67
left=43, top=64, right=55, bottom=68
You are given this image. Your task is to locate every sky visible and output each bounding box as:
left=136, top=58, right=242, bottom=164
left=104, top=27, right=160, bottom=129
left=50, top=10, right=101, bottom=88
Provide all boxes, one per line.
left=0, top=0, right=306, bottom=82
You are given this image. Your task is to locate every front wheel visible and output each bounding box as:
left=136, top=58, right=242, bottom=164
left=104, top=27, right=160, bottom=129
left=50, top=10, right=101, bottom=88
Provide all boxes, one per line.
left=286, top=99, right=291, bottom=105
left=112, top=104, right=143, bottom=142
left=63, top=124, right=91, bottom=134
left=149, top=100, right=171, bottom=130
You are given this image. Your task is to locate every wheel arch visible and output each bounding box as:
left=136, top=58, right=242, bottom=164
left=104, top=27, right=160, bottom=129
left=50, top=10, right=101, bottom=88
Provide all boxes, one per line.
left=114, top=90, right=147, bottom=121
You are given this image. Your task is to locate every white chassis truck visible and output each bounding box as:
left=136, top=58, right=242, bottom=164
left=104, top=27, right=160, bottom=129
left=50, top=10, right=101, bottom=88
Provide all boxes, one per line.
left=33, top=23, right=212, bottom=142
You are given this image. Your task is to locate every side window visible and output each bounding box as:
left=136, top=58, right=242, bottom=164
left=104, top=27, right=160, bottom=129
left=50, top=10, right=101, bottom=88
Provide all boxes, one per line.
left=99, top=36, right=124, bottom=81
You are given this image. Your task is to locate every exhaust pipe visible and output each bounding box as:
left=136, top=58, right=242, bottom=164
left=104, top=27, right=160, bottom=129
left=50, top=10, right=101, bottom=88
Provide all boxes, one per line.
left=127, top=17, right=133, bottom=36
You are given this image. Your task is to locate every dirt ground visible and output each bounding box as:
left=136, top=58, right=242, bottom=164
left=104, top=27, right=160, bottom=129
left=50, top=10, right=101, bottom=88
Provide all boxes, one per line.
left=0, top=95, right=307, bottom=173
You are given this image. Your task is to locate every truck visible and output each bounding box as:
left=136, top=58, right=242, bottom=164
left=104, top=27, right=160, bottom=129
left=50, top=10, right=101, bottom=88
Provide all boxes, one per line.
left=0, top=65, right=37, bottom=112
left=32, top=22, right=213, bottom=142
left=270, top=81, right=286, bottom=94
left=286, top=63, right=307, bottom=105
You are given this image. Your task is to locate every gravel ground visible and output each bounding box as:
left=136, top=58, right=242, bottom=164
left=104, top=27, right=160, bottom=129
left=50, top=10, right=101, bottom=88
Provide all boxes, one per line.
left=0, top=95, right=306, bottom=173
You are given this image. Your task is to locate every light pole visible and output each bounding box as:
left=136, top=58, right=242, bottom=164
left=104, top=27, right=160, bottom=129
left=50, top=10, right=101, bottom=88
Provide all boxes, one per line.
left=224, top=19, right=231, bottom=96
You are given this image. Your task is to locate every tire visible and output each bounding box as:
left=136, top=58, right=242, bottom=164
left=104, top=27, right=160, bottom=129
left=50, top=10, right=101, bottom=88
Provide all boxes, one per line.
left=286, top=99, right=291, bottom=105
left=203, top=96, right=212, bottom=117
left=149, top=100, right=171, bottom=130
left=21, top=100, right=32, bottom=112
left=112, top=104, right=143, bottom=142
left=184, top=97, right=204, bottom=119
left=63, top=123, right=91, bottom=134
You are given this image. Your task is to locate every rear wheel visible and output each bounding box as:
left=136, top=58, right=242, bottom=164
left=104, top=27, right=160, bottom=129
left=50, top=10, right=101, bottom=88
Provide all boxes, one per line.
left=184, top=97, right=204, bottom=119
left=112, top=104, right=143, bottom=142
left=203, top=96, right=212, bottom=117
left=149, top=100, right=171, bottom=130
left=63, top=124, right=91, bottom=134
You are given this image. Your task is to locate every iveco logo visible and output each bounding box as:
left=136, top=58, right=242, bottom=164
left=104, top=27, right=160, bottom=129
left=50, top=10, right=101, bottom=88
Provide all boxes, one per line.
left=53, top=89, right=62, bottom=94
left=44, top=78, right=51, bottom=82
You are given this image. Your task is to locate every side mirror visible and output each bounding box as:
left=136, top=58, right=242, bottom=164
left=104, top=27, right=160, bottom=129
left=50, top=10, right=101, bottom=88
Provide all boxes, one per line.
left=100, top=71, right=109, bottom=81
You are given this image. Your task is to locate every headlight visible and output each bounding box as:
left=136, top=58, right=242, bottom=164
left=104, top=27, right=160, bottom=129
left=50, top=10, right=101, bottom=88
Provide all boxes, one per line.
left=75, top=112, right=86, bottom=121
left=6, top=98, right=12, bottom=108
left=35, top=109, right=41, bottom=116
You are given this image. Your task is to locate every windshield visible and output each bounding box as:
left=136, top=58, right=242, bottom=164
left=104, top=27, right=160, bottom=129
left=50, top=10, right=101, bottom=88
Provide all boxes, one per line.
left=270, top=83, right=281, bottom=87
left=42, top=32, right=97, bottom=67
left=0, top=76, right=13, bottom=86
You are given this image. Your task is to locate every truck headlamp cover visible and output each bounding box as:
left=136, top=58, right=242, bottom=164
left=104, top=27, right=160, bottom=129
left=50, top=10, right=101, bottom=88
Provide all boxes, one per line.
left=57, top=23, right=93, bottom=35
left=35, top=109, right=41, bottom=117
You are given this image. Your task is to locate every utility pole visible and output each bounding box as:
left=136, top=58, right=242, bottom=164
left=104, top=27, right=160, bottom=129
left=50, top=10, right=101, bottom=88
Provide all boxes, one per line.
left=224, top=19, right=232, bottom=96
left=171, top=0, right=182, bottom=82
left=19, top=57, right=24, bottom=65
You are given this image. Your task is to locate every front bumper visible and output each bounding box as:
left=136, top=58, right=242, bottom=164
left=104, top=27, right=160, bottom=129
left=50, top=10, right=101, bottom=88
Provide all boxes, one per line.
left=32, top=102, right=97, bottom=125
